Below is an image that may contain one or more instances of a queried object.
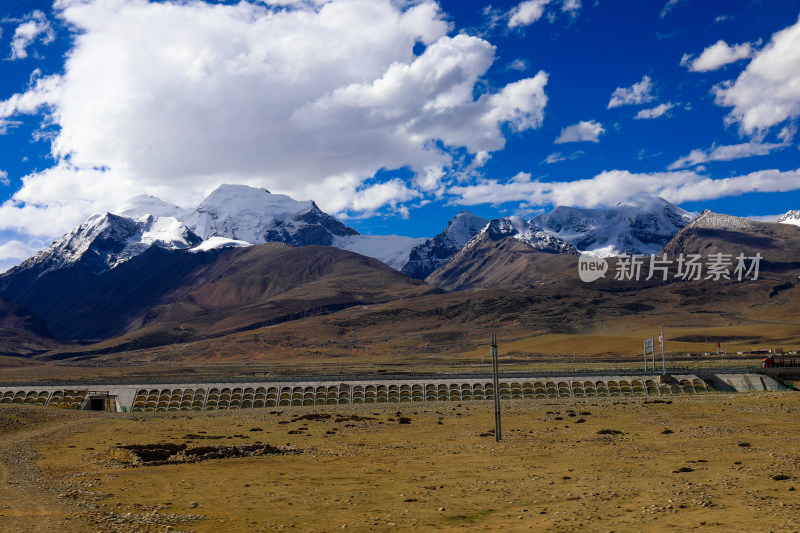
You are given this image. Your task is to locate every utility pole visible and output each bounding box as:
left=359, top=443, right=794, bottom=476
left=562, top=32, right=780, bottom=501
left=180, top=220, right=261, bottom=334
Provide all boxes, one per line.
left=660, top=330, right=665, bottom=375
left=491, top=333, right=502, bottom=442
left=644, top=337, right=654, bottom=372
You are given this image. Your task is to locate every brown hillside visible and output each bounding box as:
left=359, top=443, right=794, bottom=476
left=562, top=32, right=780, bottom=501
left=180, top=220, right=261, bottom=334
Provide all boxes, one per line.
left=662, top=210, right=800, bottom=261
left=0, top=297, right=64, bottom=356
left=136, top=243, right=441, bottom=335
left=41, top=243, right=441, bottom=357
left=426, top=237, right=579, bottom=291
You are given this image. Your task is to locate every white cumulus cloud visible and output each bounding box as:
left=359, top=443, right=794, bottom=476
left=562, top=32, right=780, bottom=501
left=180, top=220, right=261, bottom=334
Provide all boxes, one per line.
left=714, top=15, right=800, bottom=134
left=9, top=10, right=56, bottom=60
left=507, top=58, right=528, bottom=71
left=0, top=0, right=549, bottom=240
left=607, top=75, right=655, bottom=108
left=449, top=167, right=800, bottom=209
left=543, top=152, right=566, bottom=164
left=554, top=120, right=604, bottom=144
left=681, top=40, right=754, bottom=72
left=507, top=0, right=580, bottom=28
left=635, top=102, right=675, bottom=119
left=0, top=238, right=41, bottom=273
left=508, top=0, right=551, bottom=28
left=667, top=141, right=787, bottom=170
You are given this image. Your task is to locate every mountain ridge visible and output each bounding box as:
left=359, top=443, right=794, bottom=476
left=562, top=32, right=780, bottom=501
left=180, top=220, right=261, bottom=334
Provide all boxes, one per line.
left=401, top=211, right=489, bottom=279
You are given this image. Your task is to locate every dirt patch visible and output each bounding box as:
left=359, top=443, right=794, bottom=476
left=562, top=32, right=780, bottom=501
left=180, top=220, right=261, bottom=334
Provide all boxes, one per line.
left=109, top=442, right=298, bottom=466
left=291, top=413, right=332, bottom=422
left=184, top=433, right=226, bottom=440
left=333, top=414, right=376, bottom=423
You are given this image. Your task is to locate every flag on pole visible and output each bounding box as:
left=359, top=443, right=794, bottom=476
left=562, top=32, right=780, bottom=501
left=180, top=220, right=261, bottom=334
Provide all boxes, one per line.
left=658, top=331, right=663, bottom=347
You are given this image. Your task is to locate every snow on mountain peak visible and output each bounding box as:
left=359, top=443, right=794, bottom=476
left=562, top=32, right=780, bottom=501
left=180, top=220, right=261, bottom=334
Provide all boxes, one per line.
left=444, top=211, right=490, bottom=247
left=615, top=192, right=673, bottom=210
left=400, top=211, right=489, bottom=279
left=777, top=210, right=800, bottom=227
left=189, top=236, right=252, bottom=253
left=8, top=183, right=409, bottom=280
left=533, top=194, right=694, bottom=256
left=133, top=214, right=200, bottom=250
left=183, top=184, right=316, bottom=242
left=506, top=215, right=531, bottom=236
left=115, top=194, right=189, bottom=219
left=459, top=216, right=577, bottom=256
left=13, top=212, right=202, bottom=277
left=688, top=210, right=758, bottom=231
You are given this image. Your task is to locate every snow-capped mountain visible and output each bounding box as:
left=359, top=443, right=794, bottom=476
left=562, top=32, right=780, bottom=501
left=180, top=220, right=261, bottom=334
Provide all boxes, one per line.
left=9, top=212, right=201, bottom=278
left=178, top=184, right=359, bottom=246
left=468, top=216, right=578, bottom=255
left=778, top=210, right=800, bottom=227
left=684, top=210, right=760, bottom=231
left=7, top=184, right=428, bottom=281
left=117, top=184, right=360, bottom=248
left=178, top=185, right=421, bottom=269
left=532, top=193, right=694, bottom=256
left=401, top=211, right=488, bottom=279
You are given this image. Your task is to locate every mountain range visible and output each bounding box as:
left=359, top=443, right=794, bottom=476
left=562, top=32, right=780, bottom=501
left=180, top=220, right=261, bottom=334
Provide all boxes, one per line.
left=1, top=183, right=799, bottom=358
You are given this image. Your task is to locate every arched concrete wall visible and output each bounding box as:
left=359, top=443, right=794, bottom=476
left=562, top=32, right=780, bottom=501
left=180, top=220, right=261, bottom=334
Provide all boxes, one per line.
left=0, top=373, right=785, bottom=412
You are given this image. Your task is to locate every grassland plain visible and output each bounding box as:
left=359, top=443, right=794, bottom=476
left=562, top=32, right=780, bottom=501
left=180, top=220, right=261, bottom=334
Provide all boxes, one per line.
left=0, top=392, right=798, bottom=531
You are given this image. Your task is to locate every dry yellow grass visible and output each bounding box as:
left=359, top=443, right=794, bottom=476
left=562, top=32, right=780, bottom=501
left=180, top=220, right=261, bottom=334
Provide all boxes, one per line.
left=0, top=392, right=795, bottom=531
left=4, top=316, right=795, bottom=384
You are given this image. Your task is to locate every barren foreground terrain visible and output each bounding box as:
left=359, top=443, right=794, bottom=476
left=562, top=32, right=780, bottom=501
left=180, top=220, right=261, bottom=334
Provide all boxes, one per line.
left=1, top=392, right=799, bottom=532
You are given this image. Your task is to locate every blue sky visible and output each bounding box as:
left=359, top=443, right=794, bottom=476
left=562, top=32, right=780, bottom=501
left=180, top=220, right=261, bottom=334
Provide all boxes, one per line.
left=1, top=0, right=799, bottom=268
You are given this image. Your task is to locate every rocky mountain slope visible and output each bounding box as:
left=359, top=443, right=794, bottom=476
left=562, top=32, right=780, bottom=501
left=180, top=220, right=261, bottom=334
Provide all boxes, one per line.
left=2, top=242, right=439, bottom=345
left=401, top=211, right=488, bottom=279
left=128, top=243, right=440, bottom=343
left=662, top=210, right=800, bottom=263
left=425, top=217, right=577, bottom=291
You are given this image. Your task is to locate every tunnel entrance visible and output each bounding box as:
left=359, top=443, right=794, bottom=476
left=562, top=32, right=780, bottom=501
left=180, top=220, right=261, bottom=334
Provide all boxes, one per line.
left=89, top=397, right=105, bottom=410
left=85, top=391, right=115, bottom=411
